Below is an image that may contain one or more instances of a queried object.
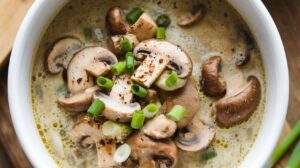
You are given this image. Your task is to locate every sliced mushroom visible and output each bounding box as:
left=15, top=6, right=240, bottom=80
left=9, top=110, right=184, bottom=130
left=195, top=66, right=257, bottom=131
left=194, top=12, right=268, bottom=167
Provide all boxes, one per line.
left=142, top=114, right=177, bottom=139
left=177, top=4, right=206, bottom=27
left=70, top=115, right=119, bottom=167
left=175, top=116, right=215, bottom=152
left=106, top=6, right=127, bottom=35
left=67, top=47, right=117, bottom=93
left=160, top=76, right=200, bottom=128
left=58, top=86, right=99, bottom=112
left=214, top=76, right=261, bottom=127
left=201, top=56, right=226, bottom=97
left=126, top=133, right=178, bottom=167
left=108, top=34, right=139, bottom=56
left=46, top=36, right=83, bottom=74
left=133, top=39, right=193, bottom=78
left=94, top=75, right=141, bottom=122
left=128, top=13, right=157, bottom=41
left=234, top=31, right=255, bottom=67
left=131, top=54, right=169, bottom=88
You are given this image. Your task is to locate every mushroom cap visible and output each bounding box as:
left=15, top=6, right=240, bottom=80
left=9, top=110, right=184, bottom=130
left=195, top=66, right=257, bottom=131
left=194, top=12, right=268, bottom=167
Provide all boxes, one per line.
left=126, top=133, right=178, bottom=168
left=177, top=4, right=206, bottom=27
left=108, top=34, right=139, bottom=56
left=214, top=76, right=261, bottom=127
left=67, top=46, right=117, bottom=93
left=128, top=13, right=157, bottom=41
left=46, top=36, right=82, bottom=74
left=175, top=117, right=215, bottom=152
left=133, top=39, right=193, bottom=78
left=201, top=56, right=226, bottom=97
left=142, top=114, right=177, bottom=139
left=106, top=6, right=127, bottom=35
left=58, top=86, right=99, bottom=112
left=160, top=76, right=200, bottom=128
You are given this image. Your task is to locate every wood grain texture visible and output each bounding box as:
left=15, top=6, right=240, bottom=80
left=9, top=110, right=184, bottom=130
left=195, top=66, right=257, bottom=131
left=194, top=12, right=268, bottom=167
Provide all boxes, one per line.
left=0, top=0, right=33, bottom=68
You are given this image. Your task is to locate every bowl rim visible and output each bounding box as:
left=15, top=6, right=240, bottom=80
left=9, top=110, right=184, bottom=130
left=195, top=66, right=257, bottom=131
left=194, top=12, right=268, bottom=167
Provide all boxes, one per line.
left=8, top=0, right=289, bottom=168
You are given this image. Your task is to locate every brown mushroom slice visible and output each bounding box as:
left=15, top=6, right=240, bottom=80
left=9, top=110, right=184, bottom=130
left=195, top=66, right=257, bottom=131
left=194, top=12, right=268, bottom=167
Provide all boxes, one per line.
left=160, top=76, right=200, bottom=128
left=106, top=6, right=127, bottom=35
left=108, top=34, right=139, bottom=56
left=94, top=75, right=141, bottom=122
left=201, top=56, right=226, bottom=97
left=128, top=13, right=158, bottom=41
left=126, top=133, right=178, bottom=167
left=177, top=4, right=206, bottom=27
left=133, top=39, right=193, bottom=79
left=131, top=54, right=169, bottom=88
left=214, top=76, right=261, bottom=127
left=46, top=36, right=83, bottom=74
left=70, top=115, right=119, bottom=167
left=142, top=114, right=177, bottom=139
left=58, top=86, right=99, bottom=112
left=67, top=47, right=117, bottom=93
left=175, top=117, right=215, bottom=152
left=234, top=31, right=255, bottom=67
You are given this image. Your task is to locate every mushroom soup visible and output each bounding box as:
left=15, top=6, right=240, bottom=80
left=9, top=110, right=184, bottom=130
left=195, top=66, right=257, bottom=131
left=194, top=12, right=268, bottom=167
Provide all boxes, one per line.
left=31, top=0, right=266, bottom=167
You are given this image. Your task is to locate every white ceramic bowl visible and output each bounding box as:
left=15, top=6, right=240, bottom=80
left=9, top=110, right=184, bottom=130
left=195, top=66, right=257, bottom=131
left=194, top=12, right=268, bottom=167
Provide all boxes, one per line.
left=8, top=0, right=289, bottom=168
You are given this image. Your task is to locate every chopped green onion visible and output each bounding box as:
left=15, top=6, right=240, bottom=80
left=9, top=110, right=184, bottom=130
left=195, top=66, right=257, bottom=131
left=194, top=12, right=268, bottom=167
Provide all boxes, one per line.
left=114, top=143, right=132, bottom=163
left=165, top=71, right=178, bottom=87
left=126, top=7, right=144, bottom=24
left=111, top=61, right=126, bottom=75
left=96, top=77, right=113, bottom=89
left=271, top=121, right=300, bottom=166
left=167, top=105, right=187, bottom=121
left=102, top=121, right=132, bottom=141
left=131, top=84, right=148, bottom=98
left=156, top=27, right=166, bottom=39
left=120, top=38, right=132, bottom=52
left=287, top=139, right=300, bottom=168
left=126, top=52, right=135, bottom=74
left=201, top=148, right=217, bottom=160
left=156, top=14, right=171, bottom=27
left=155, top=70, right=187, bottom=91
left=131, top=110, right=145, bottom=129
left=88, top=99, right=105, bottom=117
left=143, top=103, right=160, bottom=118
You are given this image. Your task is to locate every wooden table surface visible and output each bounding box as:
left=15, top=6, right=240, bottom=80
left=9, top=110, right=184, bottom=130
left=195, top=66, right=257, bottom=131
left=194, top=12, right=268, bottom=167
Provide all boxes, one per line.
left=0, top=0, right=299, bottom=167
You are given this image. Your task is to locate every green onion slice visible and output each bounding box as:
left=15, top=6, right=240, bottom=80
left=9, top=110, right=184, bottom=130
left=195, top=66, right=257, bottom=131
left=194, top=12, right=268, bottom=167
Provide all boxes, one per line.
left=156, top=14, right=171, bottom=27
left=131, top=110, right=145, bottom=129
left=201, top=148, right=217, bottom=161
left=156, top=27, right=166, bottom=39
left=287, top=139, right=300, bottom=168
left=120, top=38, right=132, bottom=52
left=131, top=84, right=148, bottom=98
left=126, top=7, right=144, bottom=24
left=96, top=77, right=113, bottom=89
left=111, top=61, right=126, bottom=75
left=165, top=71, right=178, bottom=87
left=143, top=103, right=160, bottom=118
left=155, top=70, right=187, bottom=91
left=88, top=99, right=105, bottom=117
left=166, top=105, right=187, bottom=121
left=126, top=52, right=135, bottom=74
left=102, top=121, right=132, bottom=141
left=113, top=143, right=131, bottom=163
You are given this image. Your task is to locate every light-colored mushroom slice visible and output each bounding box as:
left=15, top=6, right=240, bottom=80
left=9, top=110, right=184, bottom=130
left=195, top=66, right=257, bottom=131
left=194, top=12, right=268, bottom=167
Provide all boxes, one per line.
left=106, top=6, right=127, bottom=35
left=201, top=56, right=226, bottom=97
left=214, top=76, right=261, bottom=127
left=128, top=13, right=157, bottom=41
left=94, top=75, right=141, bottom=122
left=70, top=115, right=119, bottom=168
left=46, top=36, right=82, bottom=74
left=142, top=114, right=176, bottom=139
left=133, top=39, right=193, bottom=78
left=177, top=4, right=206, bottom=27
left=126, top=133, right=178, bottom=167
left=67, top=47, right=117, bottom=93
left=108, top=34, right=139, bottom=56
left=175, top=117, right=215, bottom=152
left=160, top=76, right=200, bottom=128
left=58, top=86, right=99, bottom=112
left=131, top=54, right=169, bottom=88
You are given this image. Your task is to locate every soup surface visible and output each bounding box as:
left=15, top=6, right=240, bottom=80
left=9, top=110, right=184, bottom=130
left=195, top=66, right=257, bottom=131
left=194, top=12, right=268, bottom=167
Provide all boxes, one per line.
left=31, top=0, right=266, bottom=167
